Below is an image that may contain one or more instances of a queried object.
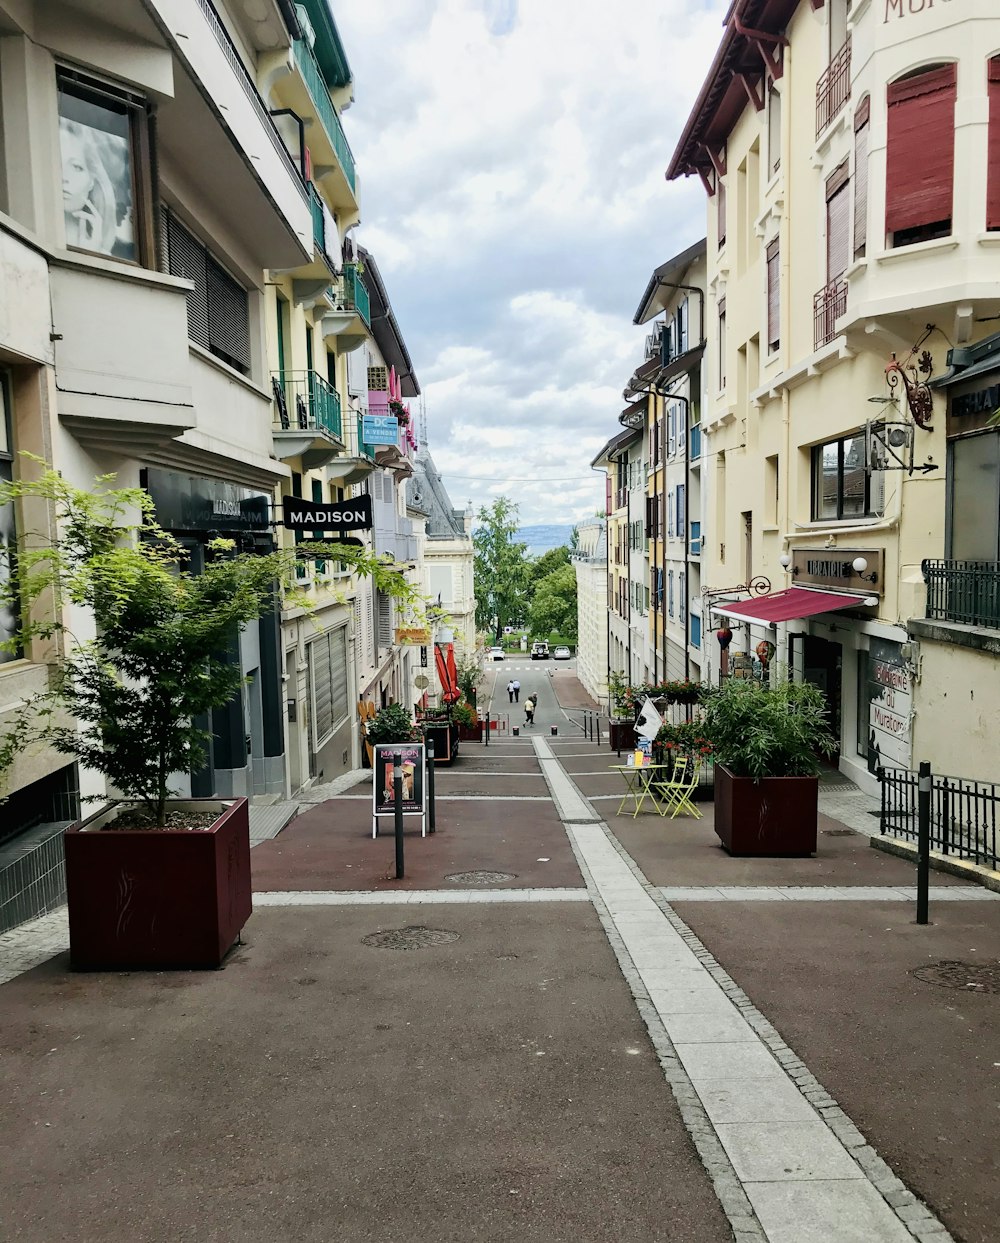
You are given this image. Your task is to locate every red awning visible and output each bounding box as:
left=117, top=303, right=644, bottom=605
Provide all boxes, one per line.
left=710, top=587, right=876, bottom=625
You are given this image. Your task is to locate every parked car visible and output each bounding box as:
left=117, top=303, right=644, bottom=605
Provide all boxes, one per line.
left=553, top=646, right=571, bottom=660
left=531, top=641, right=550, bottom=660
left=488, top=646, right=505, bottom=661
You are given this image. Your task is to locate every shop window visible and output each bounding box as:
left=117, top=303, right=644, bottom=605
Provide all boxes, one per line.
left=853, top=97, right=870, bottom=257
left=988, top=59, right=1000, bottom=231
left=57, top=68, right=156, bottom=266
left=0, top=374, right=20, bottom=664
left=811, top=434, right=883, bottom=521
left=162, top=207, right=251, bottom=375
left=885, top=64, right=956, bottom=247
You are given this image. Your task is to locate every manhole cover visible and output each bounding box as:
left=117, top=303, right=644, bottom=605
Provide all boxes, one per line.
left=823, top=829, right=856, bottom=837
left=362, top=926, right=460, bottom=951
left=445, top=870, right=516, bottom=885
left=911, top=960, right=1000, bottom=993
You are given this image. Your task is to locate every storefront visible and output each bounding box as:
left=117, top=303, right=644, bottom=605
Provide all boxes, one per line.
left=141, top=466, right=285, bottom=799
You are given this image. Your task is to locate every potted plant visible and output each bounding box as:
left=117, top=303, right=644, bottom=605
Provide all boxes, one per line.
left=452, top=698, right=482, bottom=742
left=366, top=702, right=422, bottom=747
left=0, top=466, right=416, bottom=969
left=607, top=670, right=637, bottom=751
left=702, top=675, right=836, bottom=856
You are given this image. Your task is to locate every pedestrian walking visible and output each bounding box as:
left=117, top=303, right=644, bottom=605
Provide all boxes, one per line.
left=512, top=679, right=520, bottom=702
left=507, top=679, right=515, bottom=703
left=524, top=696, right=535, bottom=726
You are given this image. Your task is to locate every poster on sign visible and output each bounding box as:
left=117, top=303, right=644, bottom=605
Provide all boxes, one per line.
left=372, top=744, right=426, bottom=838
left=867, top=637, right=912, bottom=772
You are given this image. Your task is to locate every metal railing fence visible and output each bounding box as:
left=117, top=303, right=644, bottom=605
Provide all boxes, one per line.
left=878, top=765, right=1000, bottom=872
left=922, top=558, right=1000, bottom=629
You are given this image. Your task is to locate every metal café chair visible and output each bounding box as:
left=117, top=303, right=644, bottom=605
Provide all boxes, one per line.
left=655, top=755, right=703, bottom=819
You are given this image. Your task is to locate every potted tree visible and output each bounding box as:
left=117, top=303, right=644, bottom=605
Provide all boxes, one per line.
left=607, top=670, right=637, bottom=752
left=365, top=702, right=422, bottom=749
left=702, top=675, right=836, bottom=856
left=0, top=466, right=416, bottom=969
left=452, top=698, right=483, bottom=742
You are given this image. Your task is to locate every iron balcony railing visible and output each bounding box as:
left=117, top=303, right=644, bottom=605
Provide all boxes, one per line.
left=194, top=0, right=308, bottom=206
left=328, top=263, right=371, bottom=328
left=293, top=38, right=357, bottom=195
left=271, top=370, right=342, bottom=439
left=816, top=36, right=851, bottom=138
left=879, top=766, right=1000, bottom=873
left=813, top=277, right=848, bottom=350
left=922, top=558, right=1000, bottom=629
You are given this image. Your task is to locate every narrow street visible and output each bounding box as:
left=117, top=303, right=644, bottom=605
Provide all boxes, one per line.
left=2, top=672, right=998, bottom=1243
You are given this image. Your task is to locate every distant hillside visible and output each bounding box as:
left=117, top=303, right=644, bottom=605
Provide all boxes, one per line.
left=518, top=524, right=574, bottom=557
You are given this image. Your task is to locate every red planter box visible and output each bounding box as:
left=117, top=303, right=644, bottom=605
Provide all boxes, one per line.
left=714, top=765, right=818, bottom=857
left=457, top=723, right=484, bottom=741
left=64, top=798, right=252, bottom=970
left=609, top=720, right=635, bottom=752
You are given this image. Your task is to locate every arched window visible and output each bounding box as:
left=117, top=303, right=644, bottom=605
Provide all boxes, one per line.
left=885, top=64, right=956, bottom=247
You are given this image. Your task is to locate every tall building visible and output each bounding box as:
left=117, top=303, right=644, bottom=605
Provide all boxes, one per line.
left=572, top=518, right=609, bottom=709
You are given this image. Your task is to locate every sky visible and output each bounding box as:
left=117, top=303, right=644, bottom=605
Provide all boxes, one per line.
left=332, top=0, right=729, bottom=528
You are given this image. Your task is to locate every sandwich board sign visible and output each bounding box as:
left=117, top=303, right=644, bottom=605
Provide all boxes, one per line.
left=372, top=743, right=427, bottom=838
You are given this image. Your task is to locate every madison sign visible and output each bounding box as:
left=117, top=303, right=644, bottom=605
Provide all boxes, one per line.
left=281, top=494, right=373, bottom=532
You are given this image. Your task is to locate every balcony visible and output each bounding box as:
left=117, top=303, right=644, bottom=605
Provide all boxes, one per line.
left=306, top=183, right=338, bottom=273
left=922, top=559, right=1000, bottom=629
left=271, top=370, right=343, bottom=468
left=813, top=278, right=848, bottom=351
left=816, top=37, right=851, bottom=139
left=291, top=38, right=357, bottom=210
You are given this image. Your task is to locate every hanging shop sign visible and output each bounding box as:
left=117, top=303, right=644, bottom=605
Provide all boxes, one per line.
left=790, top=548, right=884, bottom=594
left=362, top=414, right=400, bottom=445
left=394, top=627, right=431, bottom=645
left=281, top=494, right=372, bottom=531
left=142, top=467, right=270, bottom=533
left=866, top=637, right=912, bottom=772
left=946, top=373, right=1000, bottom=438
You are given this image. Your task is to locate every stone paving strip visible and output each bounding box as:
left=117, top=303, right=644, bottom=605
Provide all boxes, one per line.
left=659, top=885, right=998, bottom=902
left=530, top=736, right=952, bottom=1243
left=253, top=888, right=589, bottom=906
left=0, top=909, right=70, bottom=986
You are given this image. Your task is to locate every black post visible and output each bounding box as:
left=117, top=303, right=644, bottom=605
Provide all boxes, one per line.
left=596, top=715, right=601, bottom=747
left=393, top=751, right=404, bottom=880
left=427, top=739, right=436, bottom=834
left=917, top=761, right=931, bottom=925
left=485, top=711, right=490, bottom=747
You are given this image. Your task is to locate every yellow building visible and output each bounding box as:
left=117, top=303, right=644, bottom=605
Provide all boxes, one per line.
left=668, top=0, right=1000, bottom=788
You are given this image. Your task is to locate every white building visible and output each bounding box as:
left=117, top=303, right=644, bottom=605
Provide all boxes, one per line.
left=572, top=518, right=609, bottom=709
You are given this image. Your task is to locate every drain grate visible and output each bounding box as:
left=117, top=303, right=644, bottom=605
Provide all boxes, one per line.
left=362, top=926, right=460, bottom=951
left=445, top=870, right=516, bottom=885
left=911, top=960, right=1000, bottom=993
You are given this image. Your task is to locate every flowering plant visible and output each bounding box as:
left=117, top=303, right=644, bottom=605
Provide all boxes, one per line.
left=654, top=719, right=714, bottom=758
left=388, top=398, right=410, bottom=424
left=608, top=671, right=708, bottom=716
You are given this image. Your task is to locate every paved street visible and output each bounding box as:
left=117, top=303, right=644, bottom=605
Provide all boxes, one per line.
left=2, top=672, right=998, bottom=1242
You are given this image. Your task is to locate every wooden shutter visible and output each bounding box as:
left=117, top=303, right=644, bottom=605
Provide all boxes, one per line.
left=766, top=240, right=780, bottom=350
left=885, top=65, right=956, bottom=236
left=826, top=161, right=851, bottom=280
left=853, top=98, right=870, bottom=256
left=376, top=590, right=392, bottom=648
left=988, top=60, right=1000, bottom=230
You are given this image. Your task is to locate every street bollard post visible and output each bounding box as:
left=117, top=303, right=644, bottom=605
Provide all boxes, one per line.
left=485, top=711, right=490, bottom=747
left=427, top=738, right=436, bottom=834
left=917, top=761, right=931, bottom=925
left=596, top=715, right=601, bottom=746
left=551, top=725, right=558, bottom=736
left=393, top=751, right=404, bottom=880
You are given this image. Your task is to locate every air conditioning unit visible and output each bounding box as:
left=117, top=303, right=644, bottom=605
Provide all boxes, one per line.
left=645, top=322, right=664, bottom=361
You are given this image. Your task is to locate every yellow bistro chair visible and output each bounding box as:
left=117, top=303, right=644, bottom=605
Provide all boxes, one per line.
left=655, top=755, right=703, bottom=819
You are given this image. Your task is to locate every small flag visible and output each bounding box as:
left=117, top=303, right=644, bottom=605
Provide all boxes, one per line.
left=635, top=697, right=663, bottom=741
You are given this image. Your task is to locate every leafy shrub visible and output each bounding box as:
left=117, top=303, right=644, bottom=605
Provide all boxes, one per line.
left=702, top=677, right=836, bottom=781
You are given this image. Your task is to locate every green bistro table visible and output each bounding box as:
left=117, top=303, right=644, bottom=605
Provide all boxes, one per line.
left=610, top=764, right=673, bottom=818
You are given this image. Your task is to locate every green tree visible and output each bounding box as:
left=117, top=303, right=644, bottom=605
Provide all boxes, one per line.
left=569, top=525, right=580, bottom=551
left=528, top=563, right=578, bottom=641
left=473, top=496, right=528, bottom=643
left=525, top=544, right=570, bottom=608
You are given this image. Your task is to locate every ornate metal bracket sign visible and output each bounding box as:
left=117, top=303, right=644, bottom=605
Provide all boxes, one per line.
left=885, top=347, right=934, bottom=430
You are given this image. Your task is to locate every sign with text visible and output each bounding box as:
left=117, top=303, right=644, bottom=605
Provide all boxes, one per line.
left=395, top=627, right=431, bottom=645
left=362, top=414, right=400, bottom=445
left=792, top=548, right=884, bottom=595
left=373, top=744, right=426, bottom=817
left=281, top=494, right=372, bottom=531
left=867, top=637, right=912, bottom=772
left=947, top=373, right=1000, bottom=437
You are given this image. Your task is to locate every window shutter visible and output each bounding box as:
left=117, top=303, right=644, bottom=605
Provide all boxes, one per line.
left=853, top=99, right=870, bottom=256
left=312, top=635, right=333, bottom=741
left=886, top=65, right=956, bottom=236
left=165, top=211, right=209, bottom=350
left=766, top=240, right=780, bottom=350
left=206, top=258, right=250, bottom=374
left=376, top=590, right=392, bottom=648
left=988, top=59, right=1000, bottom=230
left=826, top=162, right=851, bottom=280
left=329, top=626, right=348, bottom=730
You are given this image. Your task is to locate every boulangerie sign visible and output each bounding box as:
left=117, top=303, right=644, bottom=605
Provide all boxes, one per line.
left=884, top=0, right=955, bottom=21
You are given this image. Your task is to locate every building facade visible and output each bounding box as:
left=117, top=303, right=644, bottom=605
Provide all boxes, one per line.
left=667, top=0, right=1000, bottom=788
left=571, top=518, right=609, bottom=710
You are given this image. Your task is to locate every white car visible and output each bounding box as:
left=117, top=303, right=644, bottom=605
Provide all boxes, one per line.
left=488, top=646, right=505, bottom=661
left=553, top=646, right=571, bottom=660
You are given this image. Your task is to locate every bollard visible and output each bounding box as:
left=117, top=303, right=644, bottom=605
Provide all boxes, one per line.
left=916, top=760, right=931, bottom=925
left=485, top=711, right=490, bottom=747
left=596, top=716, right=601, bottom=746
left=427, top=738, right=436, bottom=834
left=393, top=751, right=404, bottom=880
left=512, top=726, right=519, bottom=736
left=551, top=725, right=558, bottom=736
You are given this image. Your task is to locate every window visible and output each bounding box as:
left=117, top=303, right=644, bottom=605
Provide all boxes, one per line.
left=766, top=240, right=780, bottom=352
left=886, top=65, right=956, bottom=247
left=718, top=298, right=727, bottom=389
left=826, top=161, right=850, bottom=281
left=676, top=484, right=686, bottom=539
left=812, top=434, right=883, bottom=521
left=853, top=97, right=870, bottom=257
left=668, top=570, right=675, bottom=618
left=667, top=489, right=675, bottom=538
left=717, top=172, right=727, bottom=248
left=767, top=84, right=782, bottom=177
left=989, top=59, right=1000, bottom=231
left=163, top=209, right=251, bottom=375
left=0, top=374, right=20, bottom=664
left=679, top=573, right=686, bottom=623
left=57, top=68, right=155, bottom=265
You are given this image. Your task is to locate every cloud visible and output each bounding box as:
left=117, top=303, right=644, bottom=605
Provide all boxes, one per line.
left=334, top=0, right=729, bottom=525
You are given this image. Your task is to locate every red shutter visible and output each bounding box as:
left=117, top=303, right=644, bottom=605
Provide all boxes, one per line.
left=988, top=59, right=1000, bottom=230
left=885, top=65, right=956, bottom=236
left=826, top=162, right=851, bottom=280
left=766, top=240, right=780, bottom=350
left=853, top=99, right=870, bottom=256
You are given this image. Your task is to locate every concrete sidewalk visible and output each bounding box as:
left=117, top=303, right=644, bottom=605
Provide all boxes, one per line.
left=2, top=726, right=997, bottom=1242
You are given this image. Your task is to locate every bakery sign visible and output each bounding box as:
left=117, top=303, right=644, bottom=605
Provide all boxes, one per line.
left=791, top=548, right=884, bottom=595
left=884, top=0, right=955, bottom=22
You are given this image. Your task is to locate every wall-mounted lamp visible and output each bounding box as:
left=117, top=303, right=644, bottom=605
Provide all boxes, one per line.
left=779, top=553, right=791, bottom=569
left=852, top=556, right=879, bottom=585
